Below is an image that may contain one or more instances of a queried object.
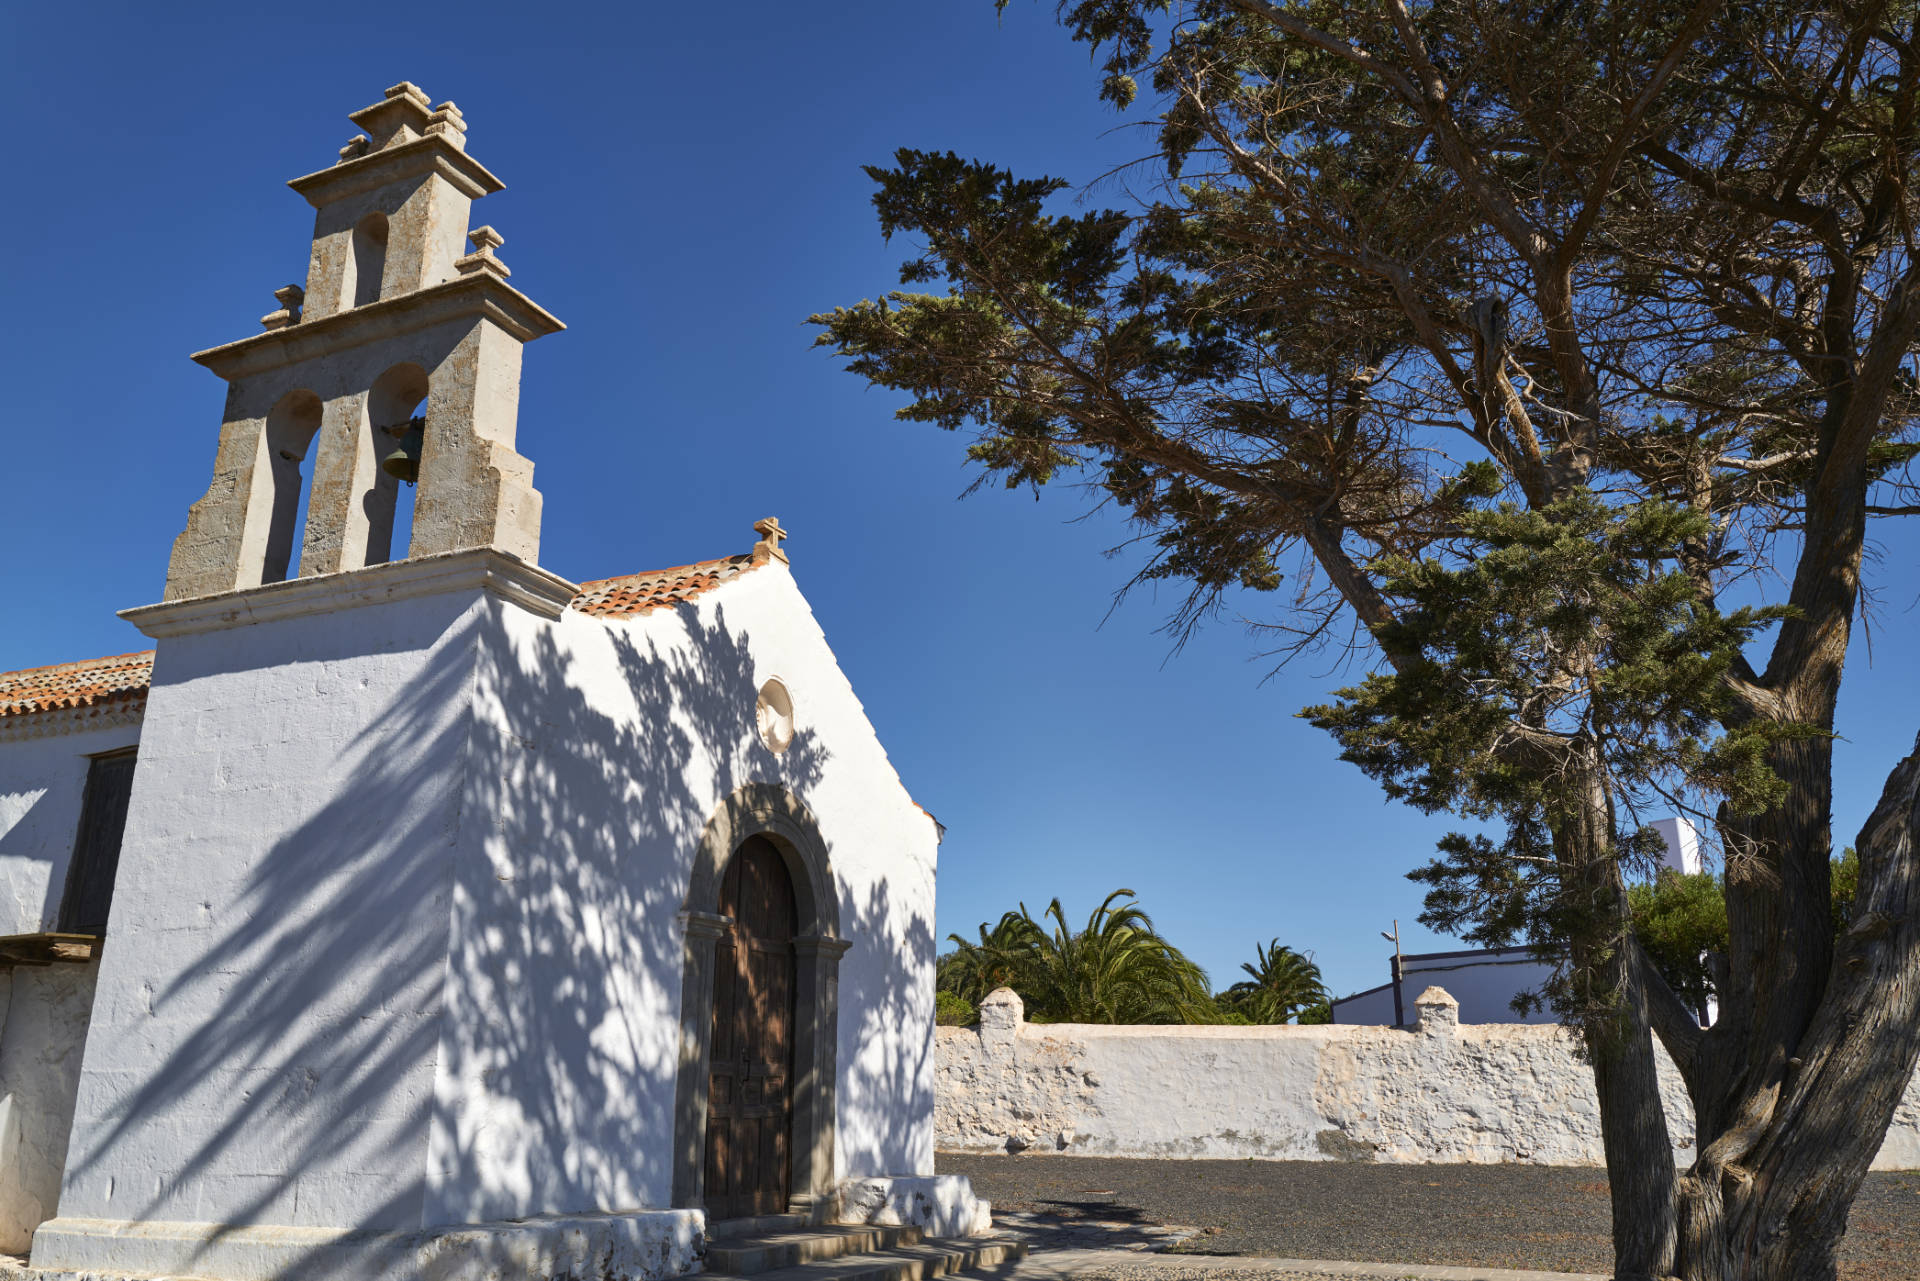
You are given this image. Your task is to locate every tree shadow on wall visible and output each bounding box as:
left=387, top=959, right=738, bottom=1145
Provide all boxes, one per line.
left=58, top=593, right=898, bottom=1273
left=837, top=878, right=938, bottom=1180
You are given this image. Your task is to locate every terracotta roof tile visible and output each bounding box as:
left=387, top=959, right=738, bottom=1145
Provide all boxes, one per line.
left=0, top=651, right=155, bottom=719
left=569, top=554, right=759, bottom=619
left=0, top=551, right=764, bottom=719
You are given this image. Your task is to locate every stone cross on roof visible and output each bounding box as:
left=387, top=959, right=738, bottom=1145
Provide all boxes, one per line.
left=751, top=517, right=789, bottom=565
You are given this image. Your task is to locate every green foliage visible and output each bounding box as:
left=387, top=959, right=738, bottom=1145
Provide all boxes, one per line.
left=1305, top=493, right=1801, bottom=827
left=938, top=888, right=1215, bottom=1023
left=935, top=990, right=978, bottom=1027
left=1217, top=939, right=1332, bottom=1024
left=1625, top=850, right=1865, bottom=1009
left=1626, top=870, right=1728, bottom=1014
left=936, top=909, right=1044, bottom=1002
left=1299, top=494, right=1818, bottom=1021
left=1832, top=846, right=1860, bottom=936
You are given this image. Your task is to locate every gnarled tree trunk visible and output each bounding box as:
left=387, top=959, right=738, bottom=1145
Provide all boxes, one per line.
left=1667, top=734, right=1920, bottom=1281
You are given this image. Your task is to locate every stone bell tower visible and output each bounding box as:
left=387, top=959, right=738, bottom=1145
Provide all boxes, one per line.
left=164, top=82, right=563, bottom=600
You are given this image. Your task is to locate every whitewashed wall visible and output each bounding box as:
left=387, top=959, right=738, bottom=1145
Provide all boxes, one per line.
left=0, top=961, right=98, bottom=1252
left=936, top=989, right=1920, bottom=1169
left=0, top=709, right=137, bottom=1251
left=55, top=586, right=489, bottom=1238
left=46, top=555, right=938, bottom=1264
left=0, top=721, right=142, bottom=935
left=424, top=564, right=939, bottom=1226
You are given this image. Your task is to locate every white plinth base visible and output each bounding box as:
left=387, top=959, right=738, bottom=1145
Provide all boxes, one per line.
left=830, top=1176, right=991, bottom=1238
left=27, top=1209, right=703, bottom=1281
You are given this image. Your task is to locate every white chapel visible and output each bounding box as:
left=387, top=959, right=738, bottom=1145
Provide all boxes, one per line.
left=0, top=83, right=1002, bottom=1281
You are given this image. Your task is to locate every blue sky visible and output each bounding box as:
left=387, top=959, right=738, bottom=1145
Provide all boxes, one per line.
left=5, top=2, right=1917, bottom=1002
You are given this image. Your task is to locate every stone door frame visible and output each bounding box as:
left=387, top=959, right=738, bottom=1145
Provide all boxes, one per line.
left=671, top=783, right=848, bottom=1214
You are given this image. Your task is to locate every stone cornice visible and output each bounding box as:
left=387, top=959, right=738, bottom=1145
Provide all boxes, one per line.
left=287, top=133, right=504, bottom=207
left=121, top=550, right=581, bottom=639
left=190, top=273, right=565, bottom=380
left=0, top=697, right=145, bottom=744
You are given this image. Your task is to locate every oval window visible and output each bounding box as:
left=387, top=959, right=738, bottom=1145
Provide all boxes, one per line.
left=756, top=678, right=795, bottom=754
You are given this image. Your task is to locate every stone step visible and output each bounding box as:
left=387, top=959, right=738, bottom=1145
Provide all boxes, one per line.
left=702, top=1236, right=1026, bottom=1281
left=706, top=1224, right=924, bottom=1273
left=708, top=1214, right=816, bottom=1242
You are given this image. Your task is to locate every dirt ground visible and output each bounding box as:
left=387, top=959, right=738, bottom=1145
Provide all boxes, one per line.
left=942, top=1153, right=1920, bottom=1281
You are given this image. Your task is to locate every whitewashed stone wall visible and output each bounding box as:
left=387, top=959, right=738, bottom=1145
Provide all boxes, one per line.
left=936, top=988, right=1920, bottom=1169
left=0, top=962, right=98, bottom=1252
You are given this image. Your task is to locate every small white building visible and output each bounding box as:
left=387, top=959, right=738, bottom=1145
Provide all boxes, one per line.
left=1328, top=945, right=1561, bottom=1026
left=1330, top=820, right=1710, bottom=1027
left=0, top=84, right=986, bottom=1281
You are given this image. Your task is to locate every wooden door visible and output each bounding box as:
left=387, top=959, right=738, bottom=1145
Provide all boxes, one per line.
left=704, top=836, right=798, bottom=1219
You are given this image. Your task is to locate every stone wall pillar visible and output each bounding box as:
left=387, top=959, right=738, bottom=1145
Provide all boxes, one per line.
left=410, top=319, right=541, bottom=564
left=1414, top=985, right=1460, bottom=1037
left=978, top=987, right=1023, bottom=1057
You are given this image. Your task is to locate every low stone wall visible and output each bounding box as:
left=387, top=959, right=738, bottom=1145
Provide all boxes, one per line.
left=936, top=987, right=1920, bottom=1169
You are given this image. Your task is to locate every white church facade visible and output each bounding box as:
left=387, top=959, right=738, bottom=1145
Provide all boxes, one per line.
left=0, top=84, right=998, bottom=1281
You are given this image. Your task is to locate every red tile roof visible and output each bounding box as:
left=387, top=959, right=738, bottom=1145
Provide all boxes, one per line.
left=0, top=651, right=155, bottom=719
left=569, top=554, right=759, bottom=619
left=0, top=554, right=767, bottom=718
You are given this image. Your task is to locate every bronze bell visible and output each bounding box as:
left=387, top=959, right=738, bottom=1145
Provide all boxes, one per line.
left=379, top=416, right=426, bottom=485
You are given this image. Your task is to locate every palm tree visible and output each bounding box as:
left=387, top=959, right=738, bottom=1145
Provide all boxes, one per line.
left=1020, top=890, right=1213, bottom=1024
left=937, top=889, right=1214, bottom=1024
left=936, top=910, right=1043, bottom=1003
left=1219, top=939, right=1330, bottom=1024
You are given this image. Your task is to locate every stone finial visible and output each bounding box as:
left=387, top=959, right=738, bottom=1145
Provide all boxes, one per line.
left=337, top=134, right=371, bottom=163
left=454, top=226, right=510, bottom=279
left=978, top=986, right=1023, bottom=1049
left=426, top=101, right=468, bottom=152
left=349, top=82, right=435, bottom=151
left=751, top=516, right=789, bottom=565
left=259, top=283, right=306, bottom=331
left=1414, top=985, right=1460, bottom=1037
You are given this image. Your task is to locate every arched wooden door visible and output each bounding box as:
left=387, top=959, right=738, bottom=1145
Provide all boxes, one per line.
left=704, top=836, right=797, bottom=1219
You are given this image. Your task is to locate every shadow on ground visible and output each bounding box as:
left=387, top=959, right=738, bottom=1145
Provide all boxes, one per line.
left=941, top=1155, right=1920, bottom=1281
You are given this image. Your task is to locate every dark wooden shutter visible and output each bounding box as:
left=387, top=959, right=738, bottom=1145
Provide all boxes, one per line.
left=58, top=750, right=138, bottom=934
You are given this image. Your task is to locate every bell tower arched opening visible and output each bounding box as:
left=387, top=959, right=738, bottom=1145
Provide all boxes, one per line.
left=363, top=363, right=428, bottom=564
left=257, top=389, right=323, bottom=584
left=348, top=212, right=389, bottom=308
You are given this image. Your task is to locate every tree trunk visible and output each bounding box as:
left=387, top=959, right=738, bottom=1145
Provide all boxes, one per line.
left=1671, top=734, right=1920, bottom=1281
left=1556, top=757, right=1679, bottom=1280
left=1586, top=956, right=1681, bottom=1280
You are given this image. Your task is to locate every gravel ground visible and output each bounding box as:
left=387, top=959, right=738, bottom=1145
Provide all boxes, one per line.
left=941, top=1154, right=1920, bottom=1281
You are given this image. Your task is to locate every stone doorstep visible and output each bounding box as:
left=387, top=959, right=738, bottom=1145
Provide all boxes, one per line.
left=707, top=1214, right=820, bottom=1243
left=701, top=1236, right=1026, bottom=1281
left=22, top=1209, right=703, bottom=1281
left=706, top=1223, right=927, bottom=1273
left=969, top=1248, right=1606, bottom=1281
